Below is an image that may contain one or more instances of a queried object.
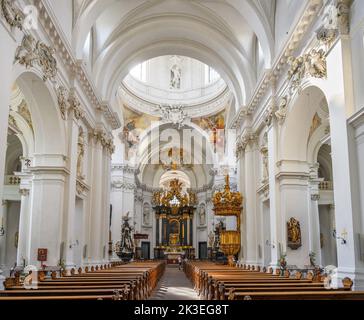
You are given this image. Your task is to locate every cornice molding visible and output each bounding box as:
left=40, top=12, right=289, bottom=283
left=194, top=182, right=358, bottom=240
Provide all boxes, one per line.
left=119, top=83, right=232, bottom=119
left=111, top=164, right=140, bottom=175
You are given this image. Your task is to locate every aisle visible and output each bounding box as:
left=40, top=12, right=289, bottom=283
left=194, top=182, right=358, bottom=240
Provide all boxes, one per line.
left=149, top=265, right=200, bottom=300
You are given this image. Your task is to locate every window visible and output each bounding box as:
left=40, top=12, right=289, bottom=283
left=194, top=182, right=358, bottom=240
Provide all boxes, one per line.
left=204, top=65, right=219, bottom=84
left=130, top=61, right=147, bottom=82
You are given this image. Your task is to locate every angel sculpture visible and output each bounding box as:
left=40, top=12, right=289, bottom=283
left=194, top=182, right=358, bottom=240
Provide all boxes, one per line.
left=306, top=49, right=327, bottom=79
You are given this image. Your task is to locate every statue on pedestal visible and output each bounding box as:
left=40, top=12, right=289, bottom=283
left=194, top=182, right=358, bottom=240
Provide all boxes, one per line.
left=199, top=204, right=206, bottom=226
left=143, top=203, right=150, bottom=226
left=116, top=212, right=135, bottom=261
left=208, top=231, right=215, bottom=248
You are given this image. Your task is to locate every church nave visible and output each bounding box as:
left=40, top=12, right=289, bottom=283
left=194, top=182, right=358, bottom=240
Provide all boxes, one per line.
left=149, top=265, right=199, bottom=301
left=1, top=0, right=364, bottom=305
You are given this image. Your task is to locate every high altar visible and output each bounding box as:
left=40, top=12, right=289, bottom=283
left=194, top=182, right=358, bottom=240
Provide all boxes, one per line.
left=152, top=179, right=196, bottom=260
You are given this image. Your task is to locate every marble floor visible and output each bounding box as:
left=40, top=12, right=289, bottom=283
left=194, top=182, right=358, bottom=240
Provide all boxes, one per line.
left=149, top=265, right=200, bottom=300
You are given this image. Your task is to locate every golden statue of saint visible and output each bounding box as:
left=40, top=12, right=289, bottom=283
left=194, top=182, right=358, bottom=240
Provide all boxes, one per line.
left=287, top=217, right=302, bottom=249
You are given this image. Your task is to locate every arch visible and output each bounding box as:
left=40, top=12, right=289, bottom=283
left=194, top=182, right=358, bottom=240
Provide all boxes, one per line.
left=13, top=70, right=67, bottom=160
left=73, top=0, right=274, bottom=70
left=5, top=134, right=23, bottom=175
left=136, top=121, right=218, bottom=168
left=226, top=0, right=274, bottom=67
left=95, top=34, right=248, bottom=109
left=280, top=85, right=329, bottom=161
left=8, top=111, right=34, bottom=159
left=159, top=170, right=191, bottom=190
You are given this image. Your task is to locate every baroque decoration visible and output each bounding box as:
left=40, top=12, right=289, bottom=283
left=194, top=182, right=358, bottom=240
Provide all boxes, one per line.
left=1, top=0, right=23, bottom=30
left=287, top=217, right=302, bottom=250
left=153, top=179, right=197, bottom=208
left=56, top=86, right=69, bottom=120
left=77, top=129, right=85, bottom=179
left=152, top=179, right=197, bottom=255
left=287, top=49, right=327, bottom=93
left=17, top=100, right=33, bottom=131
left=275, top=96, right=289, bottom=124
left=156, top=104, right=188, bottom=129
left=14, top=34, right=57, bottom=81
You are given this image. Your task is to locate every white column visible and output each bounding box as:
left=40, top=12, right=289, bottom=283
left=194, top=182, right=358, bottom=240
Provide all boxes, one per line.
left=27, top=167, right=67, bottom=267
left=0, top=201, right=8, bottom=271
left=16, top=187, right=31, bottom=267
left=0, top=25, right=17, bottom=249
left=324, top=41, right=364, bottom=288
left=244, top=142, right=258, bottom=265
left=102, top=147, right=112, bottom=263
left=237, top=153, right=246, bottom=261
left=267, top=124, right=280, bottom=268
left=278, top=166, right=310, bottom=268
left=327, top=204, right=337, bottom=265
left=63, top=116, right=79, bottom=269
left=82, top=134, right=94, bottom=266
left=308, top=164, right=322, bottom=266
left=88, top=133, right=104, bottom=264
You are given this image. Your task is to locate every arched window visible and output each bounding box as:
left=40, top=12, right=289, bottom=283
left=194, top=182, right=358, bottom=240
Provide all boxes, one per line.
left=130, top=61, right=147, bottom=82
left=204, top=65, right=220, bottom=85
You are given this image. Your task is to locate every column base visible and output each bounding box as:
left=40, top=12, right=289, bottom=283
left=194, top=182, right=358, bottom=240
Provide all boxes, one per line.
left=0, top=270, right=5, bottom=290
left=337, top=267, right=364, bottom=290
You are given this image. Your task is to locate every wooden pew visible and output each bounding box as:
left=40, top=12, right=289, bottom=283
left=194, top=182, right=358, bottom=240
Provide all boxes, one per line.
left=0, top=261, right=166, bottom=301
left=184, top=261, right=364, bottom=300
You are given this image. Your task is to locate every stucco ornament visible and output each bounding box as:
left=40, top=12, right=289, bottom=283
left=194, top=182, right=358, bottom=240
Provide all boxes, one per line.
left=1, top=0, right=23, bottom=30
left=15, top=34, right=58, bottom=81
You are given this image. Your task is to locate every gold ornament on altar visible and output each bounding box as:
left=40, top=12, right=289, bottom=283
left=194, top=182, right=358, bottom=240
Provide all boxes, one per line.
left=152, top=179, right=197, bottom=208
left=287, top=217, right=302, bottom=250
left=213, top=175, right=243, bottom=265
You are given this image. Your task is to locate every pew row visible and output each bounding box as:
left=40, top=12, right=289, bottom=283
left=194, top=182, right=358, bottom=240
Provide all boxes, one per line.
left=184, top=261, right=364, bottom=300
left=0, top=261, right=166, bottom=301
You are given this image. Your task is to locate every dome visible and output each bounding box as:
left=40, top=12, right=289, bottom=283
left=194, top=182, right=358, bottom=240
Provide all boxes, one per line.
left=121, top=55, right=227, bottom=106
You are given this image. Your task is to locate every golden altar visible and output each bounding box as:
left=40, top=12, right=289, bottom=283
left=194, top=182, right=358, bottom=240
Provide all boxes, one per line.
left=153, top=179, right=196, bottom=257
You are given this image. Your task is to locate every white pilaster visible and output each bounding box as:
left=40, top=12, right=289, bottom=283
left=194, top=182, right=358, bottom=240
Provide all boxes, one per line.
left=16, top=173, right=32, bottom=267
left=0, top=25, right=17, bottom=257
left=27, top=166, right=67, bottom=267
left=88, top=134, right=104, bottom=264
left=244, top=142, right=258, bottom=265
left=324, top=40, right=364, bottom=289
left=63, top=116, right=79, bottom=269
left=267, top=123, right=280, bottom=268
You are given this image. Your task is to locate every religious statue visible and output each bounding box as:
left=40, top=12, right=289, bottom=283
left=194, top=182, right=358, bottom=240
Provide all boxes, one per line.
left=208, top=231, right=215, bottom=248
left=120, top=212, right=134, bottom=255
left=213, top=220, right=225, bottom=251
left=287, top=217, right=302, bottom=249
left=76, top=130, right=85, bottom=179
left=143, top=203, right=150, bottom=226
left=199, top=204, right=206, bottom=226
left=260, top=142, right=269, bottom=183
left=170, top=64, right=181, bottom=89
